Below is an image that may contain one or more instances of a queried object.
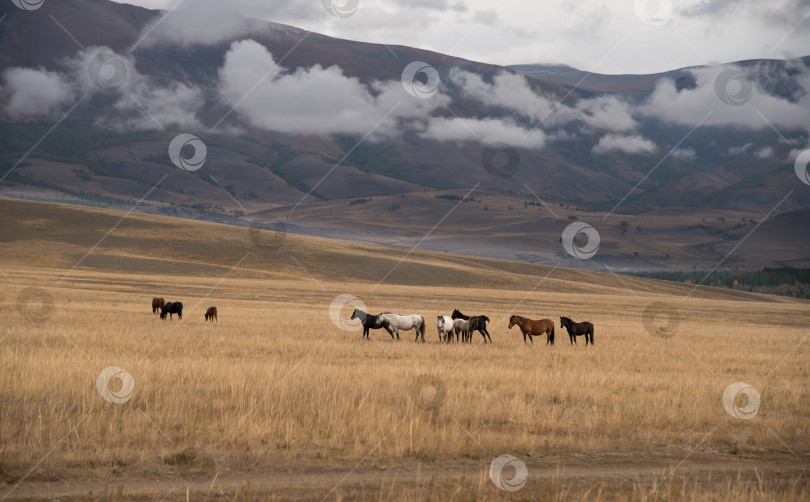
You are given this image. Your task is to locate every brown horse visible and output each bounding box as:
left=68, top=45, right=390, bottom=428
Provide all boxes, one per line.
left=151, top=297, right=165, bottom=314
left=468, top=316, right=492, bottom=343
left=205, top=306, right=217, bottom=322
left=508, top=315, right=555, bottom=345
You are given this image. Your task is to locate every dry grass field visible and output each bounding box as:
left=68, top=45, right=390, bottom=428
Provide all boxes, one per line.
left=1, top=199, right=809, bottom=500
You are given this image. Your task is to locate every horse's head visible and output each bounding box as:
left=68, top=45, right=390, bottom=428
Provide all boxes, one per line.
left=351, top=308, right=365, bottom=321
left=159, top=311, right=167, bottom=320
left=560, top=317, right=569, bottom=328
left=508, top=315, right=516, bottom=328
left=451, top=309, right=468, bottom=319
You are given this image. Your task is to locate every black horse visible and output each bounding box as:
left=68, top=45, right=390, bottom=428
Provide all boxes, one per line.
left=452, top=309, right=492, bottom=343
left=160, top=302, right=183, bottom=320
left=560, top=316, right=594, bottom=346
left=351, top=309, right=394, bottom=340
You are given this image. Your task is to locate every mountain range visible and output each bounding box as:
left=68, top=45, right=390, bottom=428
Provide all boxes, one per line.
left=1, top=0, right=808, bottom=271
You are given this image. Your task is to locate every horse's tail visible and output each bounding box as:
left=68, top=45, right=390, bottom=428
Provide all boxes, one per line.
left=419, top=316, right=426, bottom=336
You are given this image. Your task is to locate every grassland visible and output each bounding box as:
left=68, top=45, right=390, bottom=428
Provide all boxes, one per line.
left=1, top=199, right=808, bottom=500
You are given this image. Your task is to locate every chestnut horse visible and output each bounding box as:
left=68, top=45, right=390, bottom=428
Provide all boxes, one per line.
left=151, top=297, right=165, bottom=314
left=560, top=317, right=594, bottom=346
left=205, top=306, right=217, bottom=322
left=508, top=315, right=555, bottom=345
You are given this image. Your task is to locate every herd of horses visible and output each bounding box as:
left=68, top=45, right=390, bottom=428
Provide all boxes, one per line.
left=149, top=297, right=594, bottom=345
left=151, top=297, right=217, bottom=322
left=352, top=308, right=595, bottom=346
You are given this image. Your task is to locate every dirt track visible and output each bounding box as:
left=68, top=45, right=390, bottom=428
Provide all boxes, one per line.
left=4, top=455, right=806, bottom=500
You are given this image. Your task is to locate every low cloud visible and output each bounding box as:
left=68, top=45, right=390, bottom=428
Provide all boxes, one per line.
left=592, top=134, right=656, bottom=155
left=2, top=67, right=74, bottom=117
left=419, top=117, right=545, bottom=149
left=755, top=146, right=774, bottom=159
left=672, top=147, right=697, bottom=161
left=728, top=142, right=754, bottom=155
left=217, top=39, right=447, bottom=137
left=639, top=66, right=810, bottom=135
left=2, top=46, right=202, bottom=129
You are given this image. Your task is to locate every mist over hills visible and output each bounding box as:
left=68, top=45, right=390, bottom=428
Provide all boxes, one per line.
left=1, top=0, right=808, bottom=271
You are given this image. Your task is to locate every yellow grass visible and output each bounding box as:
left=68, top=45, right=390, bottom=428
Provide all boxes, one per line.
left=0, top=199, right=808, bottom=500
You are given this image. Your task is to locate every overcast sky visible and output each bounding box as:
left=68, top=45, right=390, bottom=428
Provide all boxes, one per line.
left=111, top=0, right=810, bottom=74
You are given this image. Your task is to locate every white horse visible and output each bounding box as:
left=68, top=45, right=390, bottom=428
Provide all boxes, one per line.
left=380, top=313, right=426, bottom=342
left=437, top=315, right=454, bottom=343
left=453, top=318, right=472, bottom=343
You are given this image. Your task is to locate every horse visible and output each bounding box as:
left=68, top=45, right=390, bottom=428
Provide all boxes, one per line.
left=452, top=310, right=492, bottom=342
left=560, top=316, right=594, bottom=346
left=437, top=315, right=454, bottom=343
left=508, top=315, right=555, bottom=345
left=151, top=297, right=165, bottom=314
left=468, top=315, right=492, bottom=343
left=379, top=313, right=426, bottom=342
left=351, top=309, right=394, bottom=340
left=205, top=306, right=217, bottom=322
left=160, top=302, right=183, bottom=320
left=453, top=318, right=472, bottom=343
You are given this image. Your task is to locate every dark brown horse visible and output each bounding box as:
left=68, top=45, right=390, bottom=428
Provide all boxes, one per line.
left=151, top=297, right=165, bottom=314
left=160, top=302, right=183, bottom=320
left=468, top=316, right=492, bottom=343
left=452, top=309, right=492, bottom=343
left=560, top=317, right=594, bottom=346
left=205, top=306, right=217, bottom=322
left=508, top=315, right=555, bottom=345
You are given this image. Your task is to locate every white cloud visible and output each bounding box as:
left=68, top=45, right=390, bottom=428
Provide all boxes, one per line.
left=419, top=116, right=545, bottom=148
left=728, top=142, right=754, bottom=155
left=755, top=146, right=773, bottom=159
left=672, top=147, right=697, bottom=161
left=1, top=46, right=202, bottom=129
left=639, top=66, right=810, bottom=134
left=592, top=134, right=656, bottom=155
left=217, top=39, right=447, bottom=137
left=576, top=95, right=637, bottom=132
left=2, top=67, right=74, bottom=117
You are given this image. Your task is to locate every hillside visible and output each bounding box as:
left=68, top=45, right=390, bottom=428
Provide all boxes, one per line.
left=2, top=197, right=799, bottom=302
left=0, top=0, right=808, bottom=222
